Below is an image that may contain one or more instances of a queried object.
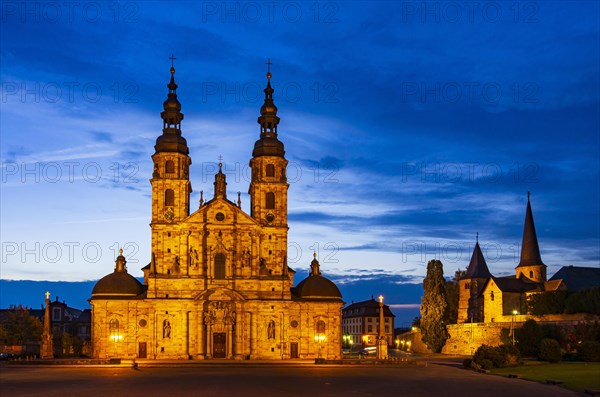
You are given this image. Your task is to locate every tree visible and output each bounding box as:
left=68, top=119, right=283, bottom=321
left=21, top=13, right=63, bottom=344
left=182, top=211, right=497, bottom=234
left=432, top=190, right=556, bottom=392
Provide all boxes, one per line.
left=420, top=259, right=449, bottom=352
left=565, top=288, right=600, bottom=315
left=527, top=291, right=567, bottom=315
left=516, top=319, right=544, bottom=357
left=445, top=269, right=466, bottom=324
left=0, top=305, right=43, bottom=346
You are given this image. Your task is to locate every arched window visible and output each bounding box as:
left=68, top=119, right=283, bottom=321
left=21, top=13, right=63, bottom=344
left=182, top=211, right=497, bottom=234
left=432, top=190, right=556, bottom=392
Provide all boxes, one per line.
left=165, top=189, right=175, bottom=207
left=214, top=253, right=226, bottom=279
left=165, top=160, right=175, bottom=174
left=490, top=291, right=494, bottom=301
left=266, top=192, right=275, bottom=209
left=109, top=319, right=120, bottom=341
left=465, top=282, right=470, bottom=290
left=316, top=320, right=326, bottom=333
left=529, top=270, right=533, bottom=279
left=266, top=164, right=275, bottom=177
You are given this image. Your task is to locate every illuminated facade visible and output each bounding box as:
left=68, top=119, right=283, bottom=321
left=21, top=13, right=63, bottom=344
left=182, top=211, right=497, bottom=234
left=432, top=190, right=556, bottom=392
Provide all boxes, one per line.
left=90, top=63, right=343, bottom=360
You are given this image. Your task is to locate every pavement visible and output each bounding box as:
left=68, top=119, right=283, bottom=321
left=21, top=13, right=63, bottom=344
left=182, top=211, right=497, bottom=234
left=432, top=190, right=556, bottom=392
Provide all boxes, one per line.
left=0, top=356, right=581, bottom=397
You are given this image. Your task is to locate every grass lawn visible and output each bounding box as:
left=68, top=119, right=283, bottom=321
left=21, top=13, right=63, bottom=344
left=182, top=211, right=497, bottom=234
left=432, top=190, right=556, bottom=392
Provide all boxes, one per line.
left=491, top=362, right=600, bottom=392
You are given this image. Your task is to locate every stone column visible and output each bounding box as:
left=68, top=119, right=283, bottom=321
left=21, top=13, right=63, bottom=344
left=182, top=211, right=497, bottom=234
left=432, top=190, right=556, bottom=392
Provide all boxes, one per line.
left=376, top=295, right=388, bottom=360
left=40, top=291, right=53, bottom=359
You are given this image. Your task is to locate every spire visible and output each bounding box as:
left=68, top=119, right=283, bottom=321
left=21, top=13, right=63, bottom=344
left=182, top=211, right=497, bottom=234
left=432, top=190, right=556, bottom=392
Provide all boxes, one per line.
left=253, top=58, right=285, bottom=158
left=310, top=252, right=321, bottom=276
left=214, top=158, right=227, bottom=198
left=517, top=192, right=546, bottom=268
left=465, top=240, right=492, bottom=279
left=155, top=54, right=189, bottom=155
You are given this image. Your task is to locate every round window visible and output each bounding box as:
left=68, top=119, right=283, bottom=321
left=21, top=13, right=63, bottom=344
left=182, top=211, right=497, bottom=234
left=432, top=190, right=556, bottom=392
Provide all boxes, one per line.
left=215, top=212, right=225, bottom=221
left=290, top=320, right=298, bottom=328
left=139, top=319, right=147, bottom=327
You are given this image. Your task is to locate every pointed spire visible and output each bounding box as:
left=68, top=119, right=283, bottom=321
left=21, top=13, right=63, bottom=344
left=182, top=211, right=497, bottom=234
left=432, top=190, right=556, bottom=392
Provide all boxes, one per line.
left=465, top=239, right=492, bottom=279
left=253, top=58, right=285, bottom=158
left=517, top=192, right=546, bottom=268
left=155, top=54, right=188, bottom=155
left=237, top=191, right=241, bottom=208
left=199, top=190, right=204, bottom=207
left=213, top=158, right=227, bottom=198
left=310, top=252, right=321, bottom=276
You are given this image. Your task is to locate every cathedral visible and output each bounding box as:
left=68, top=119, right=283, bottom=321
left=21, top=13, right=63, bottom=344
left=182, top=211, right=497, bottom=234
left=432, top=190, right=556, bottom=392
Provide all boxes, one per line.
left=90, top=62, right=343, bottom=360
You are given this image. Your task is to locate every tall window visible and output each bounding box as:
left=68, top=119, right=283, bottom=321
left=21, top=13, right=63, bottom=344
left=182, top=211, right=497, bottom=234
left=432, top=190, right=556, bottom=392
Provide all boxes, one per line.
left=266, top=192, right=275, bottom=209
left=529, top=270, right=533, bottom=279
left=165, top=189, right=175, bottom=206
left=214, top=253, right=226, bottom=279
left=316, top=320, right=326, bottom=333
left=266, top=164, right=275, bottom=177
left=165, top=160, right=175, bottom=174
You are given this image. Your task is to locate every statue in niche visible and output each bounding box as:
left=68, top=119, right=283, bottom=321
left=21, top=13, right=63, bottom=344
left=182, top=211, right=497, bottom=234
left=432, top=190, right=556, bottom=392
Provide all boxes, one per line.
left=173, top=256, right=180, bottom=273
left=189, top=248, right=199, bottom=267
left=259, top=258, right=269, bottom=276
left=163, top=319, right=171, bottom=339
left=241, top=250, right=250, bottom=267
left=267, top=320, right=275, bottom=340
left=153, top=163, right=160, bottom=178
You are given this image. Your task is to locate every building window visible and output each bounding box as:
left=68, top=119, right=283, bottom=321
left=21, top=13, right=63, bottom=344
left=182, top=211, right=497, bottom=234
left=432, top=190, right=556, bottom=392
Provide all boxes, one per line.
left=214, top=253, right=226, bottom=279
left=316, top=320, right=326, bottom=334
left=465, top=282, right=471, bottom=289
left=529, top=270, right=534, bottom=278
left=367, top=325, right=372, bottom=332
left=385, top=318, right=389, bottom=323
left=165, top=160, right=175, bottom=174
left=52, top=308, right=60, bottom=321
left=165, top=189, right=174, bottom=207
left=265, top=192, right=275, bottom=209
left=266, top=164, right=275, bottom=177
left=367, top=318, right=372, bottom=323
left=490, top=291, right=494, bottom=301
left=385, top=326, right=389, bottom=333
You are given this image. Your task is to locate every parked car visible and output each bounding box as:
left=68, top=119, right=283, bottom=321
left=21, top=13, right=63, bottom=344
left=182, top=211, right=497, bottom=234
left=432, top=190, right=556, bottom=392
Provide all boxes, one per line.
left=0, top=353, right=14, bottom=361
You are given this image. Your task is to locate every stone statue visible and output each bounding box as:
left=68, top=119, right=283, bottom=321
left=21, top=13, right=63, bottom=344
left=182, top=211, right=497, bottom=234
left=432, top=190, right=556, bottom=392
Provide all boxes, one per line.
left=267, top=320, right=275, bottom=339
left=163, top=319, right=171, bottom=339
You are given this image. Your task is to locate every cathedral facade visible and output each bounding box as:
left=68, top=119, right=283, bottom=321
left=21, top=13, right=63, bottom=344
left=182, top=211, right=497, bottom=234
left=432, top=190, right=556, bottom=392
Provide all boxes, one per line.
left=90, top=64, right=343, bottom=360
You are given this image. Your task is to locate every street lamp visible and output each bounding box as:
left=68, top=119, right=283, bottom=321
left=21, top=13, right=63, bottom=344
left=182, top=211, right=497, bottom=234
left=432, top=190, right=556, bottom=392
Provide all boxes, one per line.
left=511, top=310, right=519, bottom=345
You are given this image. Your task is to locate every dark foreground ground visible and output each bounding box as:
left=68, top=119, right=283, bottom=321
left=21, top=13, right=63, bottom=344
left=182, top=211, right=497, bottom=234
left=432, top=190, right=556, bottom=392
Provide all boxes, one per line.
left=0, top=361, right=580, bottom=397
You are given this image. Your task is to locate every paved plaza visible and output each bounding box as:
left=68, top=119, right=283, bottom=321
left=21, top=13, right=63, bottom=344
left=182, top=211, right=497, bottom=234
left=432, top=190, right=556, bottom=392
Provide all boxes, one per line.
left=0, top=361, right=579, bottom=397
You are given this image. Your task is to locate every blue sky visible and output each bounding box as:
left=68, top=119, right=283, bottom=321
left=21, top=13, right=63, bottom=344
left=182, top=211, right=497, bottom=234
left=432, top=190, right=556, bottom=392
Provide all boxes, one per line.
left=1, top=1, right=599, bottom=319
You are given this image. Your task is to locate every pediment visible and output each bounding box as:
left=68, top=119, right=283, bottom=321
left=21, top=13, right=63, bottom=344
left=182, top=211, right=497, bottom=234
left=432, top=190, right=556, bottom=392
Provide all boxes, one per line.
left=195, top=287, right=245, bottom=302
left=185, top=197, right=258, bottom=226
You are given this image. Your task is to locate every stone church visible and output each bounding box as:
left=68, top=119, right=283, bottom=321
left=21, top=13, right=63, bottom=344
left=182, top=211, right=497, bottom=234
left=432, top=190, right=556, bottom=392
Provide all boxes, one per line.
left=90, top=63, right=343, bottom=360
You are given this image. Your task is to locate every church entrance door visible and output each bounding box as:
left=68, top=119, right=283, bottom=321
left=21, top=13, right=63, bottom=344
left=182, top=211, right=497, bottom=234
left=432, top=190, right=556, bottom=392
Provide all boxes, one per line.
left=290, top=342, right=299, bottom=359
left=138, top=342, right=147, bottom=359
left=213, top=332, right=226, bottom=358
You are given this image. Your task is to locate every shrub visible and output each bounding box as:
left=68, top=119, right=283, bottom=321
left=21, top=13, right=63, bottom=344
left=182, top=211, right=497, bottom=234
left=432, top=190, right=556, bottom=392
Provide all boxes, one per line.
left=538, top=338, right=562, bottom=363
left=480, top=359, right=493, bottom=370
left=517, top=319, right=544, bottom=357
left=578, top=341, right=600, bottom=362
left=473, top=344, right=521, bottom=369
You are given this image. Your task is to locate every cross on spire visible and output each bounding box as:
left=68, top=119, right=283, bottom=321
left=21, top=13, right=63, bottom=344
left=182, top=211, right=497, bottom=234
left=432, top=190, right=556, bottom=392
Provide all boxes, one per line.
left=169, top=53, right=176, bottom=68
left=476, top=232, right=479, bottom=243
left=266, top=58, right=272, bottom=73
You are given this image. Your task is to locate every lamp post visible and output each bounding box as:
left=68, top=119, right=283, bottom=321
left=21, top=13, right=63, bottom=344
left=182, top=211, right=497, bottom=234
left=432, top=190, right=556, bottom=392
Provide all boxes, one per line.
left=511, top=310, right=518, bottom=345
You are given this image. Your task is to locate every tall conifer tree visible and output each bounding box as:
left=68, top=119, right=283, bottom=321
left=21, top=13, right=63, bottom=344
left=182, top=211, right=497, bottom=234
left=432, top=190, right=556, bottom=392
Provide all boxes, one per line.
left=420, top=259, right=449, bottom=352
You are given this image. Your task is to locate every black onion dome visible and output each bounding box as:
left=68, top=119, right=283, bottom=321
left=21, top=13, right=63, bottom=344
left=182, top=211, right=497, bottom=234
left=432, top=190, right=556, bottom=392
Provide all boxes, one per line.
left=294, top=275, right=342, bottom=299
left=91, top=251, right=144, bottom=298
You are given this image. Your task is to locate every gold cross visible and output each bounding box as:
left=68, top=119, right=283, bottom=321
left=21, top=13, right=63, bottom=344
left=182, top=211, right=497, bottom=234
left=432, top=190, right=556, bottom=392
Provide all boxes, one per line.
left=378, top=295, right=384, bottom=303
left=45, top=291, right=50, bottom=300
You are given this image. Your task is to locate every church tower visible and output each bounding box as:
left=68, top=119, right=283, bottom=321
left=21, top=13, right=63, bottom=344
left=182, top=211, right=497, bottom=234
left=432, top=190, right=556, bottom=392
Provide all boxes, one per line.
left=248, top=61, right=289, bottom=275
left=149, top=59, right=192, bottom=273
left=515, top=192, right=547, bottom=282
left=458, top=237, right=492, bottom=323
